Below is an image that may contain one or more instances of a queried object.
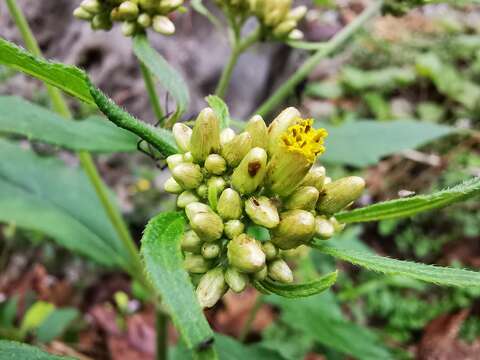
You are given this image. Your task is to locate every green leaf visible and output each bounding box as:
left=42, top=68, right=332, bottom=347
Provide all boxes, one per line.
left=37, top=308, right=79, bottom=343
left=256, top=271, right=337, bottom=298
left=321, top=120, right=455, bottom=167
left=0, top=340, right=73, bottom=359
left=0, top=139, right=130, bottom=269
left=140, top=212, right=217, bottom=360
left=341, top=66, right=416, bottom=92
left=0, top=96, right=138, bottom=153
left=205, top=95, right=230, bottom=129
left=337, top=177, right=480, bottom=223
left=133, top=35, right=190, bottom=121
left=246, top=225, right=271, bottom=242
left=20, top=302, right=55, bottom=336
left=313, top=242, right=480, bottom=287
left=0, top=37, right=94, bottom=105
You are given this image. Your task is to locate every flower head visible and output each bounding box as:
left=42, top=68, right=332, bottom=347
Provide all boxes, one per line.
left=281, top=118, right=327, bottom=163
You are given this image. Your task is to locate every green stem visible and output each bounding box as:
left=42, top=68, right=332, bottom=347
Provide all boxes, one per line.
left=139, top=58, right=165, bottom=123
left=5, top=0, right=146, bottom=283
left=255, top=1, right=383, bottom=117
left=156, top=306, right=168, bottom=360
left=239, top=294, right=264, bottom=342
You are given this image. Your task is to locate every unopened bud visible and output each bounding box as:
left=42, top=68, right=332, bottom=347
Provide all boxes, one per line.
left=217, top=189, right=243, bottom=220
left=245, top=196, right=280, bottom=229
left=74, top=7, right=94, bottom=20
left=207, top=176, right=227, bottom=194
left=268, top=259, right=293, bottom=283
left=121, top=21, right=137, bottom=36
left=177, top=191, right=199, bottom=208
left=315, top=216, right=334, bottom=240
left=185, top=202, right=211, bottom=221
left=284, top=186, right=319, bottom=211
left=271, top=210, right=316, bottom=250
left=324, top=176, right=332, bottom=185
left=158, top=0, right=183, bottom=12
left=267, top=107, right=301, bottom=156
left=190, top=108, right=220, bottom=162
left=254, top=265, right=268, bottom=281
left=183, top=152, right=194, bottom=162
left=118, top=1, right=139, bottom=20
left=91, top=13, right=112, bottom=30
left=231, top=147, right=268, bottom=195
left=137, top=13, right=152, bottom=27
left=316, top=176, right=365, bottom=215
left=204, top=154, right=227, bottom=175
left=329, top=216, right=345, bottom=233
left=300, top=166, right=325, bottom=191
left=197, top=184, right=208, bottom=199
left=221, top=132, right=253, bottom=167
left=80, top=0, right=101, bottom=13
left=245, top=115, right=268, bottom=149
left=228, top=234, right=266, bottom=273
left=220, top=128, right=236, bottom=145
left=262, top=241, right=278, bottom=260
left=181, top=230, right=203, bottom=253
left=171, top=163, right=203, bottom=189
left=166, top=153, right=184, bottom=171
left=152, top=15, right=175, bottom=35
left=184, top=253, right=210, bottom=273
left=164, top=177, right=183, bottom=194
left=288, top=29, right=304, bottom=40
left=201, top=243, right=221, bottom=259
left=196, top=268, right=227, bottom=308
left=288, top=6, right=307, bottom=21
left=172, top=123, right=192, bottom=153
left=224, top=267, right=248, bottom=293
left=190, top=213, right=224, bottom=242
left=273, top=20, right=296, bottom=37
left=224, top=220, right=245, bottom=239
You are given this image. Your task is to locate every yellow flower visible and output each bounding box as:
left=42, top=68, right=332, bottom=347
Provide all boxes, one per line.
left=280, top=118, right=327, bottom=163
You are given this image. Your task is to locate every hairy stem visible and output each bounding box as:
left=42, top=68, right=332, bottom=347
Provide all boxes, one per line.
left=139, top=60, right=165, bottom=124
left=255, top=1, right=383, bottom=117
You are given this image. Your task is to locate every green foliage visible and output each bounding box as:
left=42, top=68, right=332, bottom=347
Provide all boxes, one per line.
left=140, top=212, right=216, bottom=359
left=36, top=308, right=79, bottom=343
left=341, top=66, right=416, bottom=92
left=20, top=301, right=55, bottom=337
left=205, top=95, right=230, bottom=129
left=0, top=340, right=73, bottom=359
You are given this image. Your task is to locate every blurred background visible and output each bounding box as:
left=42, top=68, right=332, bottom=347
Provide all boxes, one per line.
left=1, top=0, right=480, bottom=359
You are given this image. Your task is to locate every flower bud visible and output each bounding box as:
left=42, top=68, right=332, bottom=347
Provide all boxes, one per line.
left=324, top=176, right=332, bottom=185
left=137, top=13, right=152, bottom=28
left=267, top=107, right=300, bottom=156
left=253, top=265, right=268, bottom=281
left=300, top=166, right=326, bottom=191
left=158, top=0, right=183, bottom=12
left=271, top=210, right=316, bottom=250
left=171, top=163, right=203, bottom=189
left=74, top=7, right=94, bottom=20
left=207, top=176, right=227, bottom=194
left=245, top=115, right=268, bottom=149
left=80, top=0, right=101, bottom=13
left=196, top=184, right=208, bottom=199
left=281, top=244, right=310, bottom=260
left=204, top=154, right=227, bottom=175
left=221, top=132, right=253, bottom=167
left=121, top=21, right=137, bottom=36
left=91, top=13, right=112, bottom=30
left=190, top=107, right=220, bottom=162
left=185, top=202, right=211, bottom=221
left=262, top=241, right=278, bottom=260
left=152, top=15, right=175, bottom=35
left=288, top=29, right=304, bottom=40
left=181, top=230, right=203, bottom=253
left=227, top=234, right=266, bottom=273
left=268, top=259, right=293, bottom=283
left=220, top=128, right=236, bottom=145
left=245, top=196, right=279, bottom=229
left=183, top=152, right=194, bottom=162
left=287, top=6, right=307, bottom=21
left=329, top=216, right=345, bottom=233
left=217, top=188, right=243, bottom=220
left=196, top=268, right=227, bottom=308
left=190, top=212, right=224, bottom=242
left=172, top=123, right=192, bottom=153
left=184, top=253, right=210, bottom=273
left=201, top=243, right=221, bottom=259
left=118, top=1, right=139, bottom=20
left=316, top=176, right=365, bottom=215
left=224, top=267, right=248, bottom=293
left=315, top=216, right=334, bottom=240
left=273, top=20, right=296, bottom=37
left=138, top=0, right=156, bottom=10
left=231, top=147, right=267, bottom=195
left=224, top=220, right=245, bottom=239
left=177, top=191, right=199, bottom=208
left=163, top=177, right=183, bottom=194
left=166, top=153, right=184, bottom=171
left=284, top=186, right=319, bottom=211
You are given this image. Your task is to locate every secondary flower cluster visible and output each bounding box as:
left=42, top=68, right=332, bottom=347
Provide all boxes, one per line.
left=216, top=0, right=307, bottom=40
left=164, top=107, right=365, bottom=308
left=73, top=0, right=182, bottom=36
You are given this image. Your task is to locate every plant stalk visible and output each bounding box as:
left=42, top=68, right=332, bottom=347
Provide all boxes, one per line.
left=254, top=1, right=383, bottom=117
left=239, top=294, right=264, bottom=342
left=139, top=57, right=165, bottom=123
left=156, top=306, right=169, bottom=360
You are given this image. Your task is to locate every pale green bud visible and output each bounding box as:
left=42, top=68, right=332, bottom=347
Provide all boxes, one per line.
left=224, top=267, right=248, bottom=293
left=137, top=13, right=152, bottom=27
left=316, top=176, right=365, bottom=215
left=91, top=13, right=112, bottom=30
left=271, top=210, right=316, bottom=250
left=183, top=152, right=194, bottom=162
left=138, top=0, right=157, bottom=10
left=118, top=1, right=139, bottom=20
left=197, top=184, right=208, bottom=199
left=262, top=241, right=278, bottom=260
left=287, top=5, right=307, bottom=21
left=268, top=259, right=293, bottom=283
left=300, top=166, right=325, bottom=191
left=253, top=265, right=268, bottom=281
left=288, top=29, right=304, bottom=40
left=207, top=176, right=227, bottom=194
left=281, top=244, right=310, bottom=260
left=190, top=212, right=224, bottom=242
left=231, top=147, right=267, bottom=195
left=80, top=0, right=101, bottom=13
left=167, top=154, right=184, bottom=171
left=196, top=268, right=227, bottom=308
left=190, top=108, right=220, bottom=162
left=245, top=115, right=268, bottom=149
left=158, top=0, right=183, bottom=12
left=184, top=253, right=210, bottom=273
left=220, top=128, right=236, bottom=146
left=224, top=220, right=245, bottom=239
left=177, top=191, right=199, bottom=208
left=329, top=216, right=345, bottom=233
left=228, top=234, right=266, bottom=273
left=273, top=19, right=296, bottom=37
left=204, top=154, right=227, bottom=175
left=181, top=230, right=203, bottom=253
left=263, top=0, right=290, bottom=26
left=121, top=21, right=137, bottom=36
left=245, top=196, right=279, bottom=229
left=324, top=176, right=332, bottom=185
left=201, top=243, right=221, bottom=259
left=74, top=7, right=94, bottom=20
left=164, top=177, right=183, bottom=194
left=314, top=216, right=334, bottom=240
left=171, top=163, right=203, bottom=189
left=185, top=202, right=211, bottom=221
left=267, top=107, right=300, bottom=156
left=172, top=123, right=192, bottom=153
left=284, top=186, right=319, bottom=211
left=110, top=7, right=123, bottom=21
left=221, top=132, right=253, bottom=167
left=217, top=189, right=243, bottom=220
left=152, top=15, right=175, bottom=35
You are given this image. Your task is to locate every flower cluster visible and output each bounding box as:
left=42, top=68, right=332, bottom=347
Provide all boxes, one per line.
left=164, top=107, right=365, bottom=308
left=216, top=0, right=306, bottom=40
left=73, top=0, right=182, bottom=36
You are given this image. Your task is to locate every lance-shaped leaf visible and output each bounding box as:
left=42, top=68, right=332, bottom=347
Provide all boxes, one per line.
left=337, top=177, right=480, bottom=223
left=313, top=242, right=480, bottom=287
left=141, top=212, right=217, bottom=360
left=205, top=95, right=230, bottom=129
left=0, top=340, right=73, bottom=359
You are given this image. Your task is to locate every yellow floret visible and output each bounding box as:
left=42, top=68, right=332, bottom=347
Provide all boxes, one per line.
left=281, top=118, right=328, bottom=163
